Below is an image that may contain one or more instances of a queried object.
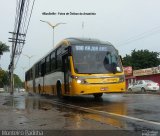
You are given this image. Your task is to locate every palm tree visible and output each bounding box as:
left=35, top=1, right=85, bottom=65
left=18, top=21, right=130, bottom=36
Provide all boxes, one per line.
left=0, top=41, right=10, bottom=56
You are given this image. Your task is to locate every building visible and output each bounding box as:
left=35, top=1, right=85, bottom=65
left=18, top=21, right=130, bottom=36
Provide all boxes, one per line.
left=124, top=66, right=136, bottom=88
left=124, top=66, right=160, bottom=89
left=133, top=66, right=160, bottom=84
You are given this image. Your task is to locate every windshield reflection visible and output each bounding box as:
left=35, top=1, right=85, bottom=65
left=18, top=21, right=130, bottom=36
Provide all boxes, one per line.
left=72, top=44, right=122, bottom=74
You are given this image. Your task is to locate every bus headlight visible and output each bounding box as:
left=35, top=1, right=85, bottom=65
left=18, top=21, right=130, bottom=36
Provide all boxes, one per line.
left=76, top=79, right=87, bottom=84
left=77, top=79, right=82, bottom=84
left=71, top=75, right=88, bottom=84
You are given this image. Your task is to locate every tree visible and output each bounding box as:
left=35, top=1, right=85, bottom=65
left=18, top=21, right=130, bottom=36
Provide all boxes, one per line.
left=14, top=74, right=23, bottom=88
left=0, top=68, right=10, bottom=87
left=0, top=41, right=10, bottom=56
left=123, top=49, right=160, bottom=70
left=0, top=68, right=23, bottom=88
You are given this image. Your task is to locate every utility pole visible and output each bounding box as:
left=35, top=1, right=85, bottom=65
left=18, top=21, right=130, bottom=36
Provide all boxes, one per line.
left=8, top=32, right=25, bottom=95
left=21, top=67, right=27, bottom=81
left=8, top=0, right=36, bottom=94
left=10, top=61, right=14, bottom=95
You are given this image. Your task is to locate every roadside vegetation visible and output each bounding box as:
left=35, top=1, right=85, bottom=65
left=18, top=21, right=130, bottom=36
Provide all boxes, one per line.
left=0, top=41, right=23, bottom=90
left=122, top=49, right=160, bottom=69
left=0, top=68, right=23, bottom=89
left=0, top=41, right=9, bottom=57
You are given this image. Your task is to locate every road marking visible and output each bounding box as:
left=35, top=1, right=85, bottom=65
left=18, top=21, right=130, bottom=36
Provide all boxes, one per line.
left=51, top=100, right=160, bottom=127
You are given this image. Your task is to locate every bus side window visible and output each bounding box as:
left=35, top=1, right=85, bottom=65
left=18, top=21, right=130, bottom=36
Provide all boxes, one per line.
left=62, top=55, right=71, bottom=76
left=51, top=51, right=56, bottom=71
left=46, top=55, right=50, bottom=73
left=57, top=55, right=62, bottom=70
left=56, top=47, right=62, bottom=70
left=68, top=56, right=71, bottom=72
left=35, top=63, right=39, bottom=77
left=38, top=62, right=41, bottom=76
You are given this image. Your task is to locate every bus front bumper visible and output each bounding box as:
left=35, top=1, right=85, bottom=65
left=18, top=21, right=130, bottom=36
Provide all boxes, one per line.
left=70, top=82, right=126, bottom=95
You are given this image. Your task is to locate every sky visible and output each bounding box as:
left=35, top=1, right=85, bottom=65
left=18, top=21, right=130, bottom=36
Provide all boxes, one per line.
left=0, top=0, right=160, bottom=80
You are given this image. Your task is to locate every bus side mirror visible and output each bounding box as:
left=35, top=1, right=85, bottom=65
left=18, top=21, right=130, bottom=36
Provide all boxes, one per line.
left=111, top=62, right=117, bottom=74
left=119, top=55, right=123, bottom=65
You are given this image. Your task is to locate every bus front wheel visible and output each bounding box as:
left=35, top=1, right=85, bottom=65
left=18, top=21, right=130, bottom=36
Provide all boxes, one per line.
left=93, top=93, right=103, bottom=98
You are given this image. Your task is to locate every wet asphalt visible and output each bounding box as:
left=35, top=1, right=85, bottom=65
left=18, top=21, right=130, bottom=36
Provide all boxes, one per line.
left=57, top=93, right=160, bottom=130
left=0, top=92, right=160, bottom=136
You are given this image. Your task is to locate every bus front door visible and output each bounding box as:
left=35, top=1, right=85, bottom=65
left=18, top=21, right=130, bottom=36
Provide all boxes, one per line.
left=62, top=55, right=70, bottom=94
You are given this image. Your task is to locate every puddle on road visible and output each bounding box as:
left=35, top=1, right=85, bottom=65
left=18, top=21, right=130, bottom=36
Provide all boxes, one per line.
left=2, top=94, right=58, bottom=111
left=2, top=93, right=155, bottom=130
left=1, top=93, right=129, bottom=129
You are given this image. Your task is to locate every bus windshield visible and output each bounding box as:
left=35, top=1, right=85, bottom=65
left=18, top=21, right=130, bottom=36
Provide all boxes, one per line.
left=72, top=44, right=123, bottom=74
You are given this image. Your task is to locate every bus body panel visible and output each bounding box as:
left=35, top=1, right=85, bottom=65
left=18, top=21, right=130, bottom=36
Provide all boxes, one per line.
left=70, top=80, right=125, bottom=95
left=34, top=76, right=43, bottom=94
left=25, top=38, right=126, bottom=97
left=43, top=72, right=64, bottom=95
left=26, top=80, right=33, bottom=92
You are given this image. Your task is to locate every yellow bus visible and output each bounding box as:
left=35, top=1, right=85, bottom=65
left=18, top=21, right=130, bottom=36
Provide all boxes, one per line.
left=25, top=38, right=126, bottom=98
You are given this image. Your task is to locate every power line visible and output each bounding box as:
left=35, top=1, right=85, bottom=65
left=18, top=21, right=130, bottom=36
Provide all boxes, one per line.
left=14, top=0, right=36, bottom=68
left=117, top=25, right=160, bottom=47
left=8, top=0, right=36, bottom=94
left=9, top=0, right=36, bottom=68
left=25, top=0, right=35, bottom=35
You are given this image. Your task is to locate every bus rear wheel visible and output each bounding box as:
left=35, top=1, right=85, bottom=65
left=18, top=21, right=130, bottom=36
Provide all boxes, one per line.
left=56, top=82, right=63, bottom=99
left=93, top=93, right=103, bottom=98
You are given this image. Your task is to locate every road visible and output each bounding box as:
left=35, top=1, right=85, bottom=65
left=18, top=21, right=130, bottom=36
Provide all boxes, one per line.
left=0, top=92, right=160, bottom=136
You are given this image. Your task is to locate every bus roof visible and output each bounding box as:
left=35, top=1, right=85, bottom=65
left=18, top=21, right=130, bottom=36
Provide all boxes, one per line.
left=27, top=37, right=115, bottom=71
left=64, top=37, right=113, bottom=45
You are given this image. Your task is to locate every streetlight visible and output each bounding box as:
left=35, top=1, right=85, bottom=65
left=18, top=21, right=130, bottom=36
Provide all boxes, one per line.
left=40, top=20, right=66, bottom=47
left=21, top=67, right=27, bottom=81
left=23, top=54, right=34, bottom=68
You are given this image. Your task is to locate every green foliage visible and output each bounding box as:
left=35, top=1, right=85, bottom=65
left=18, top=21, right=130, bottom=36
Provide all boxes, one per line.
left=0, top=68, right=10, bottom=87
left=0, top=68, right=23, bottom=88
left=0, top=41, right=10, bottom=55
left=14, top=74, right=23, bottom=88
left=123, top=49, right=160, bottom=70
